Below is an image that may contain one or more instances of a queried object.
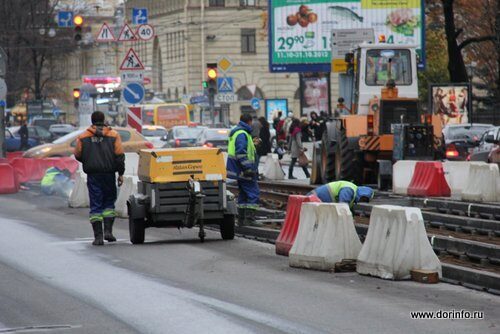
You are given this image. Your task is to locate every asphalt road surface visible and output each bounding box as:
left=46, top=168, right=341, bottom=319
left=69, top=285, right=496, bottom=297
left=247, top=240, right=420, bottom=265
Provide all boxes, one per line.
left=0, top=190, right=499, bottom=334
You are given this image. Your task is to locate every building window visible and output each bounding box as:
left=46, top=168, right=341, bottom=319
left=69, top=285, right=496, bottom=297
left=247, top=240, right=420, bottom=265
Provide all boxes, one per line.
left=241, top=29, right=256, bottom=54
left=209, top=0, right=225, bottom=7
left=240, top=0, right=256, bottom=6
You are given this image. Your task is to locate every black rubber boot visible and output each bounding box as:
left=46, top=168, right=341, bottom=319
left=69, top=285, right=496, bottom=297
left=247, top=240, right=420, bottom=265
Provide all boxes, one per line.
left=103, top=217, right=117, bottom=242
left=237, top=208, right=246, bottom=226
left=288, top=166, right=296, bottom=179
left=91, top=221, right=104, bottom=246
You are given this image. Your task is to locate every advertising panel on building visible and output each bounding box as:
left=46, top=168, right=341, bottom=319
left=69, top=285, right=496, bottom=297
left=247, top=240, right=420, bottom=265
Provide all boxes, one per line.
left=269, top=0, right=425, bottom=72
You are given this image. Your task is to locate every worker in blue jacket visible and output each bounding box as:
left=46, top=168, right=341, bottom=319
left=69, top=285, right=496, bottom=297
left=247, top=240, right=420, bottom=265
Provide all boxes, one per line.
left=227, top=114, right=259, bottom=226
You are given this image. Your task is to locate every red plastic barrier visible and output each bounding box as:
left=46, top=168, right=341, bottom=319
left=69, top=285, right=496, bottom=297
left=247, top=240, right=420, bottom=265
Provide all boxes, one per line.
left=6, top=151, right=24, bottom=163
left=59, top=157, right=79, bottom=174
left=0, top=163, right=18, bottom=194
left=30, top=159, right=49, bottom=181
left=407, top=161, right=451, bottom=197
left=275, top=195, right=321, bottom=256
left=10, top=158, right=35, bottom=183
left=0, top=158, right=8, bottom=164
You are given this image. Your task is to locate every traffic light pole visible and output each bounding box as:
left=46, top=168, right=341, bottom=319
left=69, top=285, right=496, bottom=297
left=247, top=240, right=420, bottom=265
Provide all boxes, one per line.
left=0, top=47, right=7, bottom=158
left=209, top=90, right=215, bottom=125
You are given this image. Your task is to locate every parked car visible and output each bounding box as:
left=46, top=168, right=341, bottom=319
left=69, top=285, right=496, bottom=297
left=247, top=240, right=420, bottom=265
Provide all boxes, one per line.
left=141, top=125, right=168, bottom=148
left=32, top=118, right=58, bottom=131
left=49, top=124, right=76, bottom=139
left=23, top=127, right=153, bottom=158
left=9, top=125, right=53, bottom=144
left=469, top=126, right=500, bottom=162
left=163, top=125, right=207, bottom=148
left=442, top=124, right=493, bottom=161
left=197, top=128, right=229, bottom=150
left=4, top=129, right=37, bottom=152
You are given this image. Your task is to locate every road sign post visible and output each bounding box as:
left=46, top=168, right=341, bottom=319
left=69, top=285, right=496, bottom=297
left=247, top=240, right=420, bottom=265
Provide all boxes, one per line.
left=0, top=48, right=7, bottom=158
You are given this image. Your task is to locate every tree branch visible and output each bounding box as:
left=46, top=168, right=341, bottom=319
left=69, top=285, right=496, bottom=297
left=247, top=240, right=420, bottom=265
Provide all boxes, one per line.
left=458, top=35, right=496, bottom=50
left=455, top=28, right=463, bottom=39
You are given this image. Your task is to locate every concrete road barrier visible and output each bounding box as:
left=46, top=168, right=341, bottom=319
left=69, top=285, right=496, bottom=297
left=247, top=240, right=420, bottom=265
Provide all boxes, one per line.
left=462, top=163, right=500, bottom=202
left=392, top=161, right=417, bottom=195
left=115, top=176, right=138, bottom=218
left=68, top=171, right=89, bottom=208
left=289, top=202, right=362, bottom=271
left=263, top=154, right=285, bottom=180
left=357, top=205, right=441, bottom=280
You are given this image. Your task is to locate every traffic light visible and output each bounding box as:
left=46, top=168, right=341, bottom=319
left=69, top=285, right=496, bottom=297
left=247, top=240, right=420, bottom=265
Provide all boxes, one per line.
left=73, top=88, right=80, bottom=108
left=74, top=15, right=83, bottom=41
left=206, top=64, right=218, bottom=96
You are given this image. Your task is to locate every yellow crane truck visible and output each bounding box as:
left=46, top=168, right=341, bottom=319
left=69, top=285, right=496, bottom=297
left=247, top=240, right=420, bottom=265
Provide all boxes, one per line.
left=311, top=43, right=440, bottom=185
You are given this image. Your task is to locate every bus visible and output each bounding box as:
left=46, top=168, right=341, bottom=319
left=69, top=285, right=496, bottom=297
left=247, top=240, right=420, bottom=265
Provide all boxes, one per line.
left=152, top=104, right=190, bottom=129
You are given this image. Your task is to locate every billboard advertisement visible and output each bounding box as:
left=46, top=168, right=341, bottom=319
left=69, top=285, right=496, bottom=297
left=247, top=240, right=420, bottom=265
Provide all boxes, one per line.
left=429, top=83, right=472, bottom=127
left=265, top=99, right=289, bottom=121
left=269, top=0, right=424, bottom=72
left=300, top=73, right=330, bottom=117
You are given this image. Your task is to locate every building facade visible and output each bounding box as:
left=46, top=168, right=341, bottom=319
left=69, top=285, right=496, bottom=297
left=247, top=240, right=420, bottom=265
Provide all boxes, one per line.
left=125, top=0, right=307, bottom=124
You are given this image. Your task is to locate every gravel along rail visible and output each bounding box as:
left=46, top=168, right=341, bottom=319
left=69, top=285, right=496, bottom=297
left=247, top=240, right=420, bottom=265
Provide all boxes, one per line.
left=226, top=181, right=500, bottom=295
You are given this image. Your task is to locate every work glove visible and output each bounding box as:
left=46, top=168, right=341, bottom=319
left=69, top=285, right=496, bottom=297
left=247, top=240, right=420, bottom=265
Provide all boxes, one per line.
left=243, top=170, right=256, bottom=178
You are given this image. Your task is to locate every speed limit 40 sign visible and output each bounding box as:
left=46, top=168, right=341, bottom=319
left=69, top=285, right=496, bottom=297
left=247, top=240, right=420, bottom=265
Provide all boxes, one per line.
left=136, top=24, right=154, bottom=41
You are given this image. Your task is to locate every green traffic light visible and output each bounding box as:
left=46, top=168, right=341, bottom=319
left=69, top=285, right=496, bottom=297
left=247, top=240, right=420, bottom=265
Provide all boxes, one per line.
left=202, top=81, right=208, bottom=88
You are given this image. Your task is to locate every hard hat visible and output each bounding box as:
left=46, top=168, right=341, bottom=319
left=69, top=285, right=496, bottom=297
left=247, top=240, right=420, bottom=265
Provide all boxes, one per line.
left=356, top=186, right=374, bottom=203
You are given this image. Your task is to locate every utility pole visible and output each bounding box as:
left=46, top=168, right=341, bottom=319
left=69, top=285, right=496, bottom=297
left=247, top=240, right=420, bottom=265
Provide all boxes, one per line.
left=0, top=47, right=7, bottom=158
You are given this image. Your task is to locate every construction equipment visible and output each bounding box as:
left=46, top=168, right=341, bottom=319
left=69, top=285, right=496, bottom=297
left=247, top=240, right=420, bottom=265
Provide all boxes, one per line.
left=311, top=43, right=440, bottom=185
left=127, top=147, right=236, bottom=244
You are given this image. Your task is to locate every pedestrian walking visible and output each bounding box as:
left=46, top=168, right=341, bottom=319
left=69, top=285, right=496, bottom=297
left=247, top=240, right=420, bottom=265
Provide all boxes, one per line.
left=288, top=118, right=310, bottom=179
left=19, top=121, right=29, bottom=151
left=273, top=111, right=282, bottom=130
left=308, top=181, right=373, bottom=208
left=75, top=111, right=125, bottom=246
left=227, top=114, right=259, bottom=226
left=256, top=117, right=271, bottom=165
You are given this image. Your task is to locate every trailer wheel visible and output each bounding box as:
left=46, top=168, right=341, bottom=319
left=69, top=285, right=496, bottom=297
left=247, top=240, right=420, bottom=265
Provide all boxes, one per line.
left=129, top=216, right=145, bottom=244
left=220, top=215, right=235, bottom=240
left=321, top=125, right=357, bottom=183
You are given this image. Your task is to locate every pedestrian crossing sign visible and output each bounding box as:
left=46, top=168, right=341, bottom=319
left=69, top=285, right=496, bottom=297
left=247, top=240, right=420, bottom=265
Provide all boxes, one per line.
left=96, top=23, right=115, bottom=42
left=118, top=24, right=137, bottom=42
left=217, top=77, right=234, bottom=93
left=119, top=48, right=145, bottom=71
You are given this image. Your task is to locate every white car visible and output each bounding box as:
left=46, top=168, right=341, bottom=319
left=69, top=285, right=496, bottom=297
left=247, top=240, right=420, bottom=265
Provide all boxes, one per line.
left=141, top=125, right=169, bottom=148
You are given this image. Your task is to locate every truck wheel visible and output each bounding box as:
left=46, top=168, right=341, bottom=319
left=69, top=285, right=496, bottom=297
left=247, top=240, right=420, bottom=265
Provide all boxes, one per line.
left=322, top=126, right=357, bottom=182
left=129, top=216, right=145, bottom=244
left=220, top=215, right=235, bottom=240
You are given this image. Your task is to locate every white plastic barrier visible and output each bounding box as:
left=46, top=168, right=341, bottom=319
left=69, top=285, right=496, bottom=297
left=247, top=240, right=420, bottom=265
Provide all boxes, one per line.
left=263, top=154, right=285, bottom=180
left=392, top=161, right=417, bottom=195
left=115, top=176, right=138, bottom=218
left=443, top=161, right=486, bottom=200
left=357, top=205, right=442, bottom=280
left=462, top=163, right=500, bottom=202
left=289, top=203, right=362, bottom=271
left=124, top=152, right=139, bottom=176
left=68, top=171, right=89, bottom=208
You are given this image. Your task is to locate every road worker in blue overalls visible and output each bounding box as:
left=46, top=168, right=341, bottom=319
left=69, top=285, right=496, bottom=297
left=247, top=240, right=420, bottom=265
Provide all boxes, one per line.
left=308, top=181, right=374, bottom=208
left=75, top=111, right=125, bottom=246
left=227, top=114, right=260, bottom=226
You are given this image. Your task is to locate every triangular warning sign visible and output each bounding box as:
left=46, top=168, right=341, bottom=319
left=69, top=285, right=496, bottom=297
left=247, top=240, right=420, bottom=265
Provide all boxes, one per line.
left=96, top=23, right=115, bottom=42
left=118, top=23, right=137, bottom=42
left=120, top=48, right=145, bottom=71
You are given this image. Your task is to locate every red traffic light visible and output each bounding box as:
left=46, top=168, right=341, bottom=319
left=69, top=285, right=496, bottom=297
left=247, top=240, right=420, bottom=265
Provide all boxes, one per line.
left=73, top=15, right=83, bottom=26
left=73, top=89, right=81, bottom=99
left=207, top=68, right=217, bottom=80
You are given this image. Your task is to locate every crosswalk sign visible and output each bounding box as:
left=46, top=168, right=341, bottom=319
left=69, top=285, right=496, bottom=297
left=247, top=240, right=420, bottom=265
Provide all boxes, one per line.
left=119, top=48, right=145, bottom=71
left=217, top=77, right=234, bottom=93
left=96, top=23, right=115, bottom=42
left=118, top=24, right=137, bottom=42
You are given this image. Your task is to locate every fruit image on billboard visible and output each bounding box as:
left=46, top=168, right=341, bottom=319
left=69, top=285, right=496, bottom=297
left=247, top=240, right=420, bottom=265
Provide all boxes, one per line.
left=269, top=0, right=424, bottom=72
